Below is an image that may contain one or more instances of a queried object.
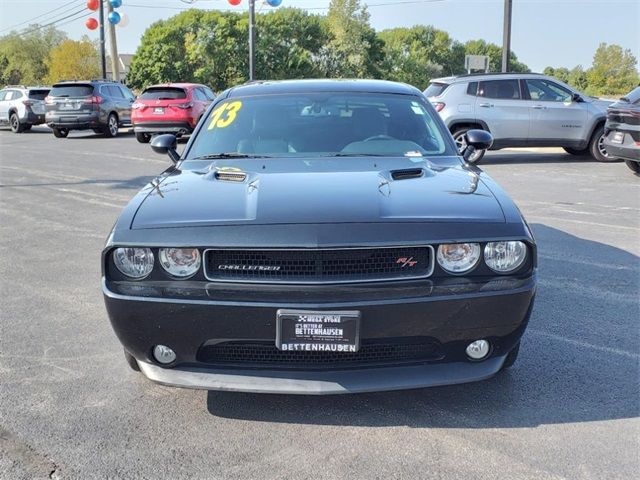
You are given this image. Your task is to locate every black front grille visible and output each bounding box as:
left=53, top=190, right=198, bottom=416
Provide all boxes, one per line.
left=204, top=247, right=432, bottom=283
left=197, top=340, right=443, bottom=369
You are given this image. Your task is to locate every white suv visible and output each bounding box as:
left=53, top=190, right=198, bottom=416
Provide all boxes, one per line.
left=425, top=73, right=613, bottom=163
left=0, top=85, right=50, bottom=133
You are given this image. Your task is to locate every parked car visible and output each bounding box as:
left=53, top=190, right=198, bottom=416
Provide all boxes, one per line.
left=103, top=79, right=537, bottom=395
left=45, top=80, right=136, bottom=138
left=131, top=83, right=216, bottom=143
left=0, top=85, right=50, bottom=133
left=425, top=72, right=613, bottom=163
left=603, top=87, right=640, bottom=175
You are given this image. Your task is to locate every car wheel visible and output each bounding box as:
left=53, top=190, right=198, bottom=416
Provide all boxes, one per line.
left=135, top=132, right=151, bottom=143
left=501, top=341, right=520, bottom=370
left=52, top=127, right=69, bottom=138
left=625, top=160, right=640, bottom=174
left=124, top=350, right=141, bottom=372
left=563, top=147, right=588, bottom=156
left=453, top=128, right=486, bottom=164
left=103, top=113, right=119, bottom=138
left=24, top=124, right=32, bottom=131
left=589, top=125, right=617, bottom=162
left=10, top=113, right=25, bottom=133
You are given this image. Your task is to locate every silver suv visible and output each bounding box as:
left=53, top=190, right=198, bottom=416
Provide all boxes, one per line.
left=425, top=73, right=612, bottom=163
left=0, top=85, right=50, bottom=133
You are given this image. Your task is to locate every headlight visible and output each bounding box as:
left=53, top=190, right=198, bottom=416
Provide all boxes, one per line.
left=437, top=243, right=481, bottom=274
left=484, top=241, right=527, bottom=273
left=113, top=247, right=154, bottom=279
left=159, top=248, right=201, bottom=278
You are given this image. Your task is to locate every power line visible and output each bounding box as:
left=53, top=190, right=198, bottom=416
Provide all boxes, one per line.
left=0, top=0, right=84, bottom=34
left=17, top=8, right=91, bottom=37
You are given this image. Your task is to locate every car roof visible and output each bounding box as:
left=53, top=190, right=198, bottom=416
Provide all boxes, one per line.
left=430, top=72, right=547, bottom=84
left=144, top=83, right=204, bottom=89
left=226, top=79, right=422, bottom=97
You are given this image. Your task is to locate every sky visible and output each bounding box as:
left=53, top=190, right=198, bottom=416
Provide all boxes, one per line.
left=1, top=0, right=639, bottom=72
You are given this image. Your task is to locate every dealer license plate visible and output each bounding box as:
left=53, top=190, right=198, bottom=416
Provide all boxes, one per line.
left=154, top=107, right=164, bottom=114
left=276, top=309, right=360, bottom=352
left=611, top=131, right=624, bottom=144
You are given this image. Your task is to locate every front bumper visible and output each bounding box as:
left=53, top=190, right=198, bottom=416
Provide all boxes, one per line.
left=103, top=274, right=536, bottom=394
left=137, top=355, right=507, bottom=394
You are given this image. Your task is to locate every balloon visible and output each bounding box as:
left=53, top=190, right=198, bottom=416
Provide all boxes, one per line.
left=117, top=13, right=129, bottom=28
left=228, top=0, right=241, bottom=5
left=109, top=0, right=123, bottom=8
left=108, top=11, right=121, bottom=24
left=85, top=17, right=99, bottom=30
left=86, top=0, right=99, bottom=11
left=266, top=0, right=282, bottom=6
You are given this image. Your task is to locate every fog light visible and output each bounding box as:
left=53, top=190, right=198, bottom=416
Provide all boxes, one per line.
left=153, top=345, right=176, bottom=364
left=466, top=340, right=490, bottom=360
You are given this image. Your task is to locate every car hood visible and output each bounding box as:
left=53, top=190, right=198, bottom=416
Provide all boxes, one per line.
left=130, top=157, right=505, bottom=229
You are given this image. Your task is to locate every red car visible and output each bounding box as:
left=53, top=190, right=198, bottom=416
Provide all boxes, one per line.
left=131, top=83, right=216, bottom=143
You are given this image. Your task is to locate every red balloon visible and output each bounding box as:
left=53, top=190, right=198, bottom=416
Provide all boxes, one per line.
left=85, top=17, right=99, bottom=30
left=86, top=0, right=99, bottom=11
left=228, top=0, right=242, bottom=5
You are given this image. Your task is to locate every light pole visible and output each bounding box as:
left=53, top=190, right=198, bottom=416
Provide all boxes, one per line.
left=249, top=0, right=256, bottom=81
left=99, top=0, right=107, bottom=79
left=501, top=0, right=512, bottom=73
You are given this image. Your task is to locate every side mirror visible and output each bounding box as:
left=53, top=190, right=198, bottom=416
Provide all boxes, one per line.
left=462, top=129, right=493, bottom=162
left=571, top=93, right=583, bottom=103
left=150, top=134, right=180, bottom=164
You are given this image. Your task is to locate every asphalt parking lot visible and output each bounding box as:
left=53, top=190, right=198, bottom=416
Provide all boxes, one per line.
left=1, top=126, right=638, bottom=480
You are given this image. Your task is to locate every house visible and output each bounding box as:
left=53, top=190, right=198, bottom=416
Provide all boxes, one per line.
left=105, top=54, right=134, bottom=82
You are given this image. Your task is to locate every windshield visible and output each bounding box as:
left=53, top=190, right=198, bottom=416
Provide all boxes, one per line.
left=50, top=84, right=94, bottom=97
left=140, top=87, right=187, bottom=100
left=186, top=92, right=453, bottom=160
left=28, top=89, right=49, bottom=100
left=424, top=83, right=449, bottom=97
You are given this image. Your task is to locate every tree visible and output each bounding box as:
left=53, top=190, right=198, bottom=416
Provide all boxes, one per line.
left=256, top=8, right=328, bottom=80
left=585, top=43, right=639, bottom=96
left=378, top=26, right=463, bottom=89
left=543, top=66, right=570, bottom=84
left=323, top=0, right=383, bottom=78
left=45, top=38, right=100, bottom=83
left=0, top=25, right=66, bottom=85
left=464, top=39, right=529, bottom=73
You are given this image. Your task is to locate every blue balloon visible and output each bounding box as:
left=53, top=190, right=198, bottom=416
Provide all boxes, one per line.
left=266, top=0, right=282, bottom=6
left=109, top=0, right=122, bottom=8
left=108, top=11, right=121, bottom=24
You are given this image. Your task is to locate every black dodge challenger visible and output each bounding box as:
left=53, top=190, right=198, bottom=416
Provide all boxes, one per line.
left=102, top=79, right=537, bottom=394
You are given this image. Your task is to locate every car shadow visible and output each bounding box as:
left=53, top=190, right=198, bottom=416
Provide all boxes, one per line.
left=64, top=129, right=135, bottom=140
left=481, top=151, right=621, bottom=165
left=206, top=224, right=639, bottom=428
left=0, top=176, right=152, bottom=190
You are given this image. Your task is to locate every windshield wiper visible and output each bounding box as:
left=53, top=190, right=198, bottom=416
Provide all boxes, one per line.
left=190, top=153, right=272, bottom=160
left=327, top=153, right=391, bottom=157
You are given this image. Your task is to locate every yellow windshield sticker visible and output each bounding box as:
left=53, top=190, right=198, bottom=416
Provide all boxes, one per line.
left=208, top=101, right=242, bottom=130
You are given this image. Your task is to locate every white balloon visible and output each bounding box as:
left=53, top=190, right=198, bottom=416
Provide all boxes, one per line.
left=117, top=13, right=129, bottom=28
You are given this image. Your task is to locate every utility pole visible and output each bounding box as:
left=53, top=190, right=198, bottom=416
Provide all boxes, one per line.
left=99, top=0, right=107, bottom=79
left=501, top=0, right=512, bottom=73
left=248, top=0, right=256, bottom=81
left=107, top=1, right=120, bottom=81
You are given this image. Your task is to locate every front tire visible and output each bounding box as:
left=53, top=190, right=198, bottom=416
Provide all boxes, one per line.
left=625, top=160, right=640, bottom=174
left=135, top=132, right=151, bottom=143
left=103, top=113, right=119, bottom=138
left=589, top=125, right=616, bottom=162
left=453, top=128, right=486, bottom=164
left=501, top=341, right=520, bottom=370
left=124, top=350, right=140, bottom=372
left=52, top=127, right=69, bottom=138
left=563, top=147, right=588, bottom=156
left=10, top=113, right=25, bottom=133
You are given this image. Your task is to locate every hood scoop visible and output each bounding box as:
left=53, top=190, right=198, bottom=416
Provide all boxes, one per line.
left=391, top=168, right=424, bottom=181
left=213, top=168, right=247, bottom=183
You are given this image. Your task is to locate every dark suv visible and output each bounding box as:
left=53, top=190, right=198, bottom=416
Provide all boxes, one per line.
left=45, top=80, right=136, bottom=138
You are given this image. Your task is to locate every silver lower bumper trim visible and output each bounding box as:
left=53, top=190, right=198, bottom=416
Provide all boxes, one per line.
left=137, top=357, right=506, bottom=395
